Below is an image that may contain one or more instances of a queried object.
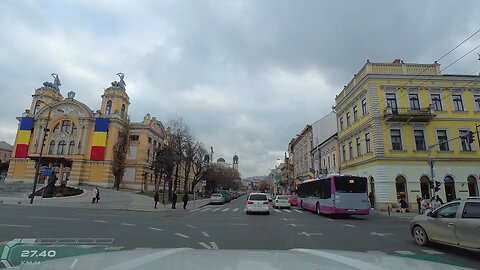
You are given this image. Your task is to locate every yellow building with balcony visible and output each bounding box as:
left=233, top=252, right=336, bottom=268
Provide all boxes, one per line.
left=7, top=74, right=172, bottom=191
left=335, top=60, right=480, bottom=210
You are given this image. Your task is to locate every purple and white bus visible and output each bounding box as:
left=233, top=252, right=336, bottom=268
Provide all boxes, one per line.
left=297, top=175, right=370, bottom=215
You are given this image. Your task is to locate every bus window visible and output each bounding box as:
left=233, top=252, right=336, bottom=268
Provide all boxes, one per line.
left=334, top=177, right=367, bottom=193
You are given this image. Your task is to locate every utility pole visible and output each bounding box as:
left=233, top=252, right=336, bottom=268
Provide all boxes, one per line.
left=31, top=107, right=52, bottom=204
left=427, top=157, right=436, bottom=198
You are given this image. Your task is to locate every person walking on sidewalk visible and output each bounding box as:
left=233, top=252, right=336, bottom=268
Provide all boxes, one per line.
left=183, top=192, right=189, bottom=209
left=416, top=195, right=422, bottom=214
left=95, top=187, right=100, bottom=203
left=92, top=187, right=98, bottom=203
left=368, top=192, right=375, bottom=209
left=436, top=195, right=444, bottom=205
left=171, top=192, right=177, bottom=209
left=154, top=191, right=160, bottom=209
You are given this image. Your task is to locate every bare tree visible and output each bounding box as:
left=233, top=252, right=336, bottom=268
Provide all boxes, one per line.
left=167, top=117, right=190, bottom=192
left=157, top=142, right=175, bottom=200
left=112, top=120, right=130, bottom=190
left=182, top=133, right=195, bottom=191
left=191, top=142, right=207, bottom=191
left=203, top=164, right=241, bottom=193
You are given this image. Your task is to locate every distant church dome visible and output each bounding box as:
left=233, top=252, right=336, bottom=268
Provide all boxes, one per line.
left=233, top=154, right=238, bottom=161
left=217, top=157, right=225, bottom=163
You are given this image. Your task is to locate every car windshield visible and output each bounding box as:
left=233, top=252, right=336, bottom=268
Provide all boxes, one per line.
left=1, top=1, right=479, bottom=269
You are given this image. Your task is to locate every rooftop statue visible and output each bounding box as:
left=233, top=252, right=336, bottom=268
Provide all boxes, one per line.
left=43, top=73, right=61, bottom=92
left=111, top=72, right=126, bottom=89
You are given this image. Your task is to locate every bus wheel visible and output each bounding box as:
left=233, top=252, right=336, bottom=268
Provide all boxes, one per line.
left=316, top=203, right=321, bottom=215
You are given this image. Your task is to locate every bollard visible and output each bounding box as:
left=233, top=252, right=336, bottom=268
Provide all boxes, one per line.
left=388, top=205, right=391, bottom=216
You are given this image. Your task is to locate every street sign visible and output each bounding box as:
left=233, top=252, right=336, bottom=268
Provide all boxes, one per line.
left=42, top=167, right=52, bottom=177
left=201, top=180, right=207, bottom=187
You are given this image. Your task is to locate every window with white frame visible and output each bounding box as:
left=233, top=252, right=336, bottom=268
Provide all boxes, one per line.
left=459, top=129, right=473, bottom=151
left=342, top=145, right=346, bottom=162
left=348, top=142, right=353, bottom=159
left=353, top=106, right=358, bottom=120
left=356, top=137, right=361, bottom=156
left=414, top=129, right=426, bottom=151
left=452, top=94, right=464, bottom=111
left=474, top=94, right=480, bottom=111
left=430, top=93, right=443, bottom=111
left=340, top=117, right=344, bottom=131
left=437, top=130, right=449, bottom=151
left=390, top=129, right=402, bottom=150
left=361, top=98, right=367, bottom=115
left=409, top=93, right=420, bottom=110
left=365, top=132, right=371, bottom=153
left=346, top=112, right=351, bottom=126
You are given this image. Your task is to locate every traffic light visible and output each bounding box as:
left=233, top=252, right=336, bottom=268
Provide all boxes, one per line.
left=467, top=130, right=475, bottom=144
left=434, top=181, right=441, bottom=192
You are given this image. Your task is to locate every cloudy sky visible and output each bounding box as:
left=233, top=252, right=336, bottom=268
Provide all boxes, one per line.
left=1, top=1, right=479, bottom=177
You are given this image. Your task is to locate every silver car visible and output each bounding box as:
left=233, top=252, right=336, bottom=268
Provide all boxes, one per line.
left=246, top=193, right=270, bottom=214
left=210, top=193, right=225, bottom=205
left=410, top=197, right=480, bottom=252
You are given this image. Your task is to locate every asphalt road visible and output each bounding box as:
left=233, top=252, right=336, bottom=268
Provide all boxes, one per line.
left=1, top=195, right=479, bottom=269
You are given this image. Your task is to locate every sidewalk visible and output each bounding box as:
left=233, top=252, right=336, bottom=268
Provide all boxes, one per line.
left=0, top=182, right=210, bottom=212
left=371, top=209, right=419, bottom=218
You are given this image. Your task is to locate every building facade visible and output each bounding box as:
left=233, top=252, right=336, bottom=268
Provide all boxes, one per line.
left=0, top=141, right=13, bottom=164
left=6, top=74, right=176, bottom=191
left=318, top=133, right=340, bottom=175
left=311, top=111, right=338, bottom=176
left=335, top=60, right=480, bottom=210
left=289, top=125, right=313, bottom=181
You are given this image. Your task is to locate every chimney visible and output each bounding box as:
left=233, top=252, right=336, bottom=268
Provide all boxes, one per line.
left=392, top=59, right=402, bottom=64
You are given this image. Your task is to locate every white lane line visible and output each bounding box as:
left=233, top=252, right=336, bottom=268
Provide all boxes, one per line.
left=395, top=251, right=415, bottom=255
left=0, top=224, right=31, bottom=228
left=228, top=223, right=248, bottom=226
left=187, top=225, right=197, bottom=229
left=233, top=208, right=239, bottom=212
left=274, top=209, right=281, bottom=213
left=200, top=208, right=210, bottom=212
left=105, top=246, right=124, bottom=251
left=198, top=242, right=219, bottom=250
left=211, top=242, right=219, bottom=250
left=211, top=208, right=220, bottom=212
left=70, top=258, right=78, bottom=269
left=342, top=224, right=355, bottom=227
left=29, top=216, right=80, bottom=221
left=294, top=209, right=302, bottom=213
left=284, top=209, right=292, bottom=213
left=327, top=218, right=334, bottom=221
left=174, top=233, right=190, bottom=238
left=366, top=251, right=387, bottom=255
left=75, top=214, right=117, bottom=217
left=422, top=250, right=444, bottom=255
left=148, top=227, right=164, bottom=231
left=121, top=223, right=136, bottom=226
left=222, top=208, right=230, bottom=212
left=134, top=247, right=152, bottom=250
left=201, top=231, right=210, bottom=237
left=93, top=220, right=108, bottom=223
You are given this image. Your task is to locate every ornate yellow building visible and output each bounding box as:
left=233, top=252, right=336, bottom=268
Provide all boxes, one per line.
left=335, top=60, right=480, bottom=210
left=7, top=74, right=170, bottom=191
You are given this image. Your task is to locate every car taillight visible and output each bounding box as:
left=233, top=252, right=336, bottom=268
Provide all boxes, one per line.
left=263, top=201, right=269, bottom=205
left=247, top=201, right=254, bottom=204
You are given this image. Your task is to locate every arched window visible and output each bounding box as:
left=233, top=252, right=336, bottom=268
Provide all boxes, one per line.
left=420, top=176, right=431, bottom=199
left=53, top=124, right=60, bottom=133
left=467, top=176, right=479, bottom=197
left=57, top=141, right=66, bottom=155
left=68, top=141, right=75, bottom=155
left=444, top=176, right=456, bottom=202
left=121, top=104, right=126, bottom=117
left=48, top=141, right=55, bottom=154
left=71, top=123, right=77, bottom=136
left=33, top=100, right=41, bottom=114
left=105, top=100, right=112, bottom=115
left=61, top=121, right=71, bottom=133
left=395, top=175, right=408, bottom=202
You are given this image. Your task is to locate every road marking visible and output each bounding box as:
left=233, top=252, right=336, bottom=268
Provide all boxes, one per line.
left=395, top=251, right=415, bottom=255
left=93, top=220, right=108, bottom=223
left=370, top=232, right=393, bottom=237
left=199, top=242, right=219, bottom=250
left=0, top=224, right=31, bottom=228
left=366, top=251, right=387, bottom=255
left=190, top=209, right=201, bottom=212
left=200, top=208, right=210, bottom=212
left=174, top=233, right=190, bottom=238
left=211, top=208, right=220, bottom=212
left=282, top=218, right=295, bottom=221
left=222, top=208, right=230, bottom=212
left=294, top=210, right=302, bottom=213
left=187, top=225, right=197, bottom=229
left=232, top=217, right=246, bottom=220
left=327, top=218, right=334, bottom=221
left=70, top=258, right=78, bottom=269
left=233, top=208, right=239, bottom=212
left=105, top=246, right=124, bottom=251
left=274, top=209, right=281, bottom=212
left=75, top=214, right=117, bottom=217
left=134, top=247, right=152, bottom=250
left=148, top=227, right=164, bottom=231
left=422, top=250, right=444, bottom=255
left=121, top=223, right=136, bottom=226
left=228, top=223, right=248, bottom=226
left=287, top=224, right=305, bottom=227
left=201, top=231, right=210, bottom=237
left=342, top=224, right=355, bottom=227
left=284, top=209, right=292, bottom=213
left=298, top=232, right=323, bottom=237
left=29, top=216, right=80, bottom=221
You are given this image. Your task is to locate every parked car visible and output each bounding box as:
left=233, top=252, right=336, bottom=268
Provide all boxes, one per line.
left=273, top=195, right=290, bottom=209
left=210, top=193, right=225, bottom=205
left=246, top=193, right=270, bottom=214
left=218, top=190, right=231, bottom=203
left=410, top=197, right=480, bottom=252
left=264, top=193, right=272, bottom=202
left=288, top=195, right=298, bottom=206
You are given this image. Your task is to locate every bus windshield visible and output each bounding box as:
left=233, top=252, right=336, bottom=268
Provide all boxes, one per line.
left=334, top=176, right=367, bottom=193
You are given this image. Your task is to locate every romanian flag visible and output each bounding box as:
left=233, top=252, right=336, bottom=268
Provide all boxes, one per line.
left=308, top=168, right=315, bottom=179
left=14, top=117, right=34, bottom=158
left=90, top=118, right=108, bottom=161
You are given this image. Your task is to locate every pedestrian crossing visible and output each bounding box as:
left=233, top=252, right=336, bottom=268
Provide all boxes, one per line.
left=191, top=207, right=304, bottom=214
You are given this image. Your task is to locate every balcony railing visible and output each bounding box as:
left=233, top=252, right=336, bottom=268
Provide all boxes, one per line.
left=383, top=106, right=436, bottom=122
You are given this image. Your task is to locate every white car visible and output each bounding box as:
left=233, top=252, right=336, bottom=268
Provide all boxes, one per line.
left=209, top=193, right=225, bottom=205
left=273, top=195, right=290, bottom=209
left=246, top=193, right=270, bottom=214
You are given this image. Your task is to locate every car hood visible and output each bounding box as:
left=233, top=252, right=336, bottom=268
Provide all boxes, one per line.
left=18, top=248, right=473, bottom=270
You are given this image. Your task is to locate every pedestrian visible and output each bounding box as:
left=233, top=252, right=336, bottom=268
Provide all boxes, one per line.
left=95, top=187, right=100, bottom=203
left=436, top=195, right=444, bottom=205
left=368, top=192, right=375, bottom=209
left=171, top=192, right=177, bottom=209
left=416, top=195, right=422, bottom=214
left=183, top=192, right=189, bottom=209
left=420, top=197, right=428, bottom=214
left=92, top=187, right=98, bottom=203
left=430, top=196, right=441, bottom=210
left=154, top=191, right=160, bottom=209
left=399, top=197, right=408, bottom=213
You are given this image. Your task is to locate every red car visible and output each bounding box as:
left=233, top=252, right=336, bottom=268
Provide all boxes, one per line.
left=288, top=195, right=298, bottom=206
